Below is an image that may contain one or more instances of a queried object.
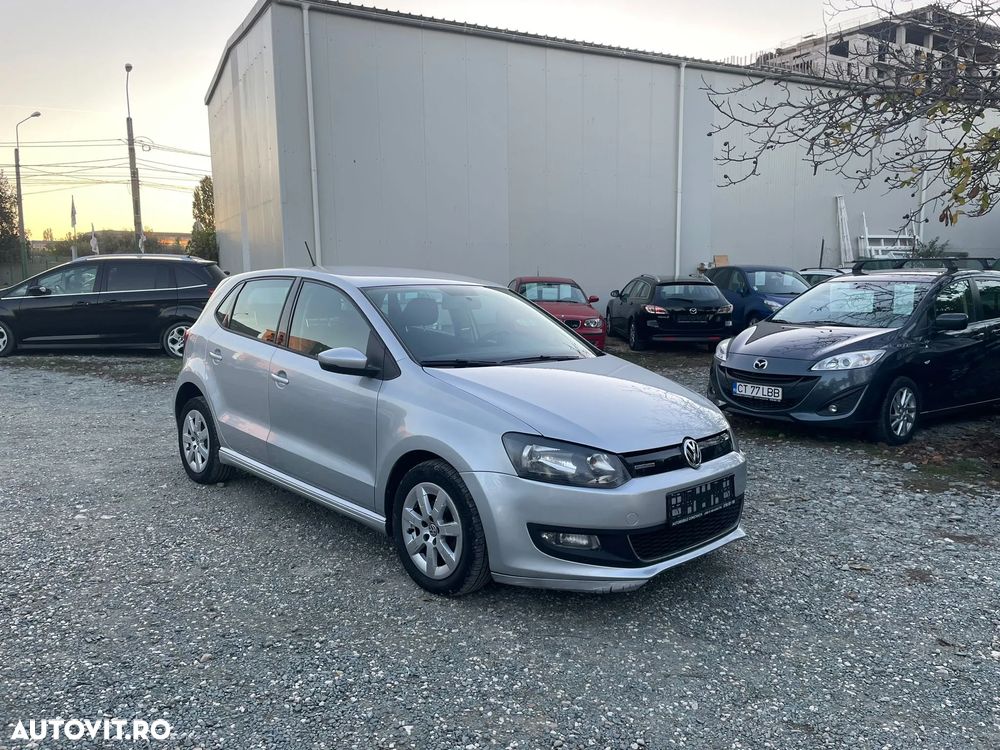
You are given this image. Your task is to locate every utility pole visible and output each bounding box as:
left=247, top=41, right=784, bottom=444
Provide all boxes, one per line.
left=125, top=63, right=143, bottom=252
left=14, top=111, right=41, bottom=280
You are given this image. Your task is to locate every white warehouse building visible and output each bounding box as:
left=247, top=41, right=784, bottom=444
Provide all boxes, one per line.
left=206, top=0, right=1000, bottom=299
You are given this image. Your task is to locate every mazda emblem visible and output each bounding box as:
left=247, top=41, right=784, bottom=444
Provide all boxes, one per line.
left=753, top=358, right=768, bottom=370
left=682, top=437, right=702, bottom=469
left=689, top=308, right=698, bottom=315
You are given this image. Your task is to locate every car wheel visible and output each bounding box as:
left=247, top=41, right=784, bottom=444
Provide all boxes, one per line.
left=628, top=319, right=646, bottom=351
left=873, top=377, right=920, bottom=445
left=605, top=309, right=615, bottom=338
left=162, top=322, right=190, bottom=359
left=0, top=321, right=16, bottom=357
left=392, top=459, right=490, bottom=596
left=178, top=397, right=234, bottom=484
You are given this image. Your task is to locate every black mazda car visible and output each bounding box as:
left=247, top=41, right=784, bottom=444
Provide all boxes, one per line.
left=708, top=266, right=1000, bottom=443
left=0, top=254, right=225, bottom=358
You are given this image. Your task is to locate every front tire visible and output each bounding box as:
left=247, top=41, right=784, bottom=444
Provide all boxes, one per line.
left=0, top=321, right=15, bottom=357
left=628, top=319, right=646, bottom=351
left=178, top=397, right=234, bottom=484
left=392, top=460, right=490, bottom=596
left=873, top=377, right=920, bottom=445
left=605, top=309, right=616, bottom=338
left=162, top=321, right=190, bottom=359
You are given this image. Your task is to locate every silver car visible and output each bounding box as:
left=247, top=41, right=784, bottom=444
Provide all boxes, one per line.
left=174, top=268, right=747, bottom=595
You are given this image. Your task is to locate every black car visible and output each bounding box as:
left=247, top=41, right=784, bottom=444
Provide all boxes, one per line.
left=0, top=254, right=225, bottom=358
left=799, top=267, right=846, bottom=286
left=708, top=267, right=1000, bottom=444
left=606, top=274, right=733, bottom=350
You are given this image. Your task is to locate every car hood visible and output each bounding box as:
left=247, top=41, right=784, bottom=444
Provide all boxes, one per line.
left=424, top=355, right=728, bottom=454
left=535, top=301, right=601, bottom=320
left=730, top=321, right=894, bottom=361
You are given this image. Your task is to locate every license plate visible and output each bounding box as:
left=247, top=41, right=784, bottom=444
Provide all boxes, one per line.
left=667, top=475, right=737, bottom=527
left=676, top=314, right=705, bottom=322
left=733, top=381, right=782, bottom=401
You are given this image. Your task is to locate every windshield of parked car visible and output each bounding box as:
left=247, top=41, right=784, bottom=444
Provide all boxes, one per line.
left=519, top=281, right=588, bottom=304
left=654, top=283, right=726, bottom=304
left=771, top=279, right=933, bottom=328
left=745, top=270, right=809, bottom=295
left=364, top=284, right=598, bottom=366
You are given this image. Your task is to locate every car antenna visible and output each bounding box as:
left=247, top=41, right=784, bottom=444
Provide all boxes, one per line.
left=303, top=240, right=318, bottom=267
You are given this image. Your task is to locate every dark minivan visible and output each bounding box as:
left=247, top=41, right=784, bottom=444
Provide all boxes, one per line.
left=606, top=274, right=733, bottom=350
left=0, top=254, right=225, bottom=358
left=709, top=267, right=1000, bottom=444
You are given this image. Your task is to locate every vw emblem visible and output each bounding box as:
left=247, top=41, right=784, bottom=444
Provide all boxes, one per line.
left=689, top=308, right=698, bottom=315
left=682, top=437, right=702, bottom=469
left=753, top=358, right=768, bottom=370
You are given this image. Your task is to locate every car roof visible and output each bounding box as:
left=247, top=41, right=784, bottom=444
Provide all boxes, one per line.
left=641, top=274, right=714, bottom=284
left=712, top=264, right=799, bottom=273
left=73, top=253, right=216, bottom=265
left=515, top=276, right=578, bottom=285
left=800, top=267, right=843, bottom=273
left=831, top=269, right=1000, bottom=282
left=245, top=266, right=500, bottom=289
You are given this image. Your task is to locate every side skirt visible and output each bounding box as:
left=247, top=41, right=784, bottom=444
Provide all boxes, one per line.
left=218, top=447, right=387, bottom=534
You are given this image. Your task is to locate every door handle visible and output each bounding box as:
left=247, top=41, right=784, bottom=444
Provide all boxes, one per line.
left=271, top=371, right=289, bottom=387
left=75, top=300, right=91, bottom=306
left=208, top=349, right=223, bottom=363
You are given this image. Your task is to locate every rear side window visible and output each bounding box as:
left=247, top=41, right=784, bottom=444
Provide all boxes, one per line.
left=175, top=264, right=218, bottom=288
left=227, top=278, right=294, bottom=341
left=976, top=278, right=1000, bottom=320
left=105, top=262, right=171, bottom=292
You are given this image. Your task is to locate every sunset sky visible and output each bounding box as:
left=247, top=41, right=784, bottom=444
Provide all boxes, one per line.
left=2, top=0, right=839, bottom=239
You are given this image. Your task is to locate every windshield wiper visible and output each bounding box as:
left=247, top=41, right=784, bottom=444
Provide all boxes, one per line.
left=421, top=358, right=500, bottom=368
left=497, top=355, right=583, bottom=365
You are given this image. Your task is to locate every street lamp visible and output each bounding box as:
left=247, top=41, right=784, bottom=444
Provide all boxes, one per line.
left=125, top=63, right=143, bottom=251
left=14, top=110, right=41, bottom=279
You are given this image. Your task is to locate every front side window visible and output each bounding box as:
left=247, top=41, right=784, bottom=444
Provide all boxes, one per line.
left=977, top=278, right=1000, bottom=321
left=745, top=270, right=809, bottom=295
left=519, top=282, right=588, bottom=304
left=227, top=278, right=294, bottom=341
left=771, top=279, right=932, bottom=329
left=105, top=262, right=171, bottom=292
left=287, top=282, right=372, bottom=357
left=727, top=271, right=748, bottom=294
left=364, top=284, right=596, bottom=365
left=32, top=264, right=98, bottom=296
left=934, top=280, right=973, bottom=317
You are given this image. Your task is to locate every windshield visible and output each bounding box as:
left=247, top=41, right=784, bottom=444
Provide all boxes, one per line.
left=654, top=283, right=725, bottom=304
left=364, top=284, right=597, bottom=366
left=771, top=279, right=932, bottom=328
left=746, top=270, right=809, bottom=295
left=520, top=281, right=588, bottom=304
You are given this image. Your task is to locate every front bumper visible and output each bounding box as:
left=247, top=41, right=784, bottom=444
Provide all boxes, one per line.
left=461, top=449, right=746, bottom=592
left=576, top=329, right=606, bottom=349
left=708, top=354, right=881, bottom=425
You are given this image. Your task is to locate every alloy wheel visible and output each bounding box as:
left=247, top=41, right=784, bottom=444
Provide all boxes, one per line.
left=182, top=409, right=211, bottom=473
left=401, top=482, right=463, bottom=580
left=629, top=321, right=637, bottom=348
left=166, top=325, right=188, bottom=357
left=889, top=386, right=916, bottom=438
left=0, top=326, right=8, bottom=354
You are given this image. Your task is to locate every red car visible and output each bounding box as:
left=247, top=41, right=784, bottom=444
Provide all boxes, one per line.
left=508, top=276, right=606, bottom=349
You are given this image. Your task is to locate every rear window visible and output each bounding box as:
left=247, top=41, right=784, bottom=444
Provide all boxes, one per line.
left=175, top=263, right=222, bottom=287
left=654, top=283, right=725, bottom=303
left=227, top=278, right=294, bottom=341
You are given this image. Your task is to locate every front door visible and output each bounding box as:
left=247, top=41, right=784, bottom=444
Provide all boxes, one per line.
left=266, top=281, right=381, bottom=509
left=919, top=279, right=984, bottom=411
left=15, top=263, right=101, bottom=344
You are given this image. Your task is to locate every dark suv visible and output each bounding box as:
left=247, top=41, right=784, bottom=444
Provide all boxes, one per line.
left=0, top=254, right=225, bottom=358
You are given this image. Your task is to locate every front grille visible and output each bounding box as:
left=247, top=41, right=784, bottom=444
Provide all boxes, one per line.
left=721, top=367, right=804, bottom=385
left=563, top=319, right=581, bottom=329
left=623, top=432, right=733, bottom=478
left=628, top=495, right=743, bottom=562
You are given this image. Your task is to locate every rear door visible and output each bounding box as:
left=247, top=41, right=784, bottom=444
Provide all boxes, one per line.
left=971, top=276, right=1000, bottom=400
left=97, top=260, right=176, bottom=344
left=14, top=262, right=101, bottom=343
left=266, top=280, right=381, bottom=508
left=204, top=276, right=295, bottom=462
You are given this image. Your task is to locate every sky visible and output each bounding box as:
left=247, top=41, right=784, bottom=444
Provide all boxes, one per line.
left=1, top=0, right=834, bottom=239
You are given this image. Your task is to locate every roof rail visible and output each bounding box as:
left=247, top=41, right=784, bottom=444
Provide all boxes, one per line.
left=851, top=260, right=867, bottom=275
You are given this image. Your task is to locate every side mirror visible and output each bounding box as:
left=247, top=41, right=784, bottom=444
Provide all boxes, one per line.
left=588, top=295, right=600, bottom=303
left=610, top=290, right=620, bottom=298
left=934, top=312, right=969, bottom=331
left=318, top=347, right=380, bottom=376
left=28, top=285, right=49, bottom=297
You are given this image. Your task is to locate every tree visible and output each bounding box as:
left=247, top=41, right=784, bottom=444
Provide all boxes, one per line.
left=42, top=228, right=53, bottom=242
left=188, top=176, right=219, bottom=262
left=706, top=1, right=1000, bottom=228
left=0, top=172, right=18, bottom=264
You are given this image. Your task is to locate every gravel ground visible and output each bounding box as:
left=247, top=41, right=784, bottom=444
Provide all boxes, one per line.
left=1, top=346, right=998, bottom=749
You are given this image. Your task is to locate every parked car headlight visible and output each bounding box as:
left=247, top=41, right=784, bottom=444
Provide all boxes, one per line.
left=810, top=350, right=885, bottom=371
left=714, top=338, right=731, bottom=362
left=763, top=299, right=783, bottom=311
left=502, top=433, right=628, bottom=488
left=582, top=318, right=602, bottom=328
left=719, top=304, right=734, bottom=314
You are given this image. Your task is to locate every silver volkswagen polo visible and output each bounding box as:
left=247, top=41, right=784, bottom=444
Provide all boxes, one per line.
left=174, top=268, right=747, bottom=595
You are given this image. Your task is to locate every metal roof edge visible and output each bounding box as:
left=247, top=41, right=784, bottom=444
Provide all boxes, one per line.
left=205, top=0, right=841, bottom=106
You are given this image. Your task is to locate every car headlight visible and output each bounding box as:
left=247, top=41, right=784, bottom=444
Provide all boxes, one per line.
left=502, top=433, right=628, bottom=488
left=714, top=338, right=731, bottom=362
left=763, top=299, right=783, bottom=311
left=719, top=304, right=734, bottom=314
left=582, top=318, right=602, bottom=328
left=810, top=350, right=886, bottom=371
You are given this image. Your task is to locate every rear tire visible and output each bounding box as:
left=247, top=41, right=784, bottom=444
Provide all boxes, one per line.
left=392, top=460, right=490, bottom=596
left=873, top=377, right=920, bottom=445
left=178, top=397, right=234, bottom=484
left=162, top=321, right=190, bottom=359
left=628, top=319, right=646, bottom=351
left=0, top=321, right=15, bottom=357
